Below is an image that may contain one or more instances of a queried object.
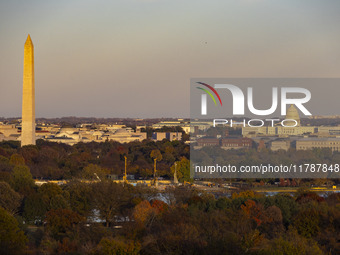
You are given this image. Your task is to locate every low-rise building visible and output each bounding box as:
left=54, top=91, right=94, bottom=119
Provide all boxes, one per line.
left=152, top=132, right=182, bottom=141
left=105, top=128, right=147, bottom=143
left=196, top=137, right=220, bottom=147
left=269, top=140, right=291, bottom=151
left=152, top=120, right=191, bottom=134
left=0, top=124, right=19, bottom=137
left=296, top=138, right=340, bottom=152
left=242, top=126, right=316, bottom=137
left=221, top=137, right=253, bottom=150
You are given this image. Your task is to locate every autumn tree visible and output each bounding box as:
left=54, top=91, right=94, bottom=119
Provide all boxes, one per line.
left=151, top=199, right=168, bottom=214
left=133, top=200, right=156, bottom=227
left=241, top=200, right=267, bottom=227
left=46, top=208, right=84, bottom=241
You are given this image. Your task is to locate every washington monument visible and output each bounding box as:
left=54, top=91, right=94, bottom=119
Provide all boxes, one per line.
left=21, top=34, right=36, bottom=146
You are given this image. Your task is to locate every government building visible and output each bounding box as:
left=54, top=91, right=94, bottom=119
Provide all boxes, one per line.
left=242, top=105, right=340, bottom=137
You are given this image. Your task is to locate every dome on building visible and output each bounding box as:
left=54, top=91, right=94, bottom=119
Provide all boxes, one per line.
left=58, top=127, right=78, bottom=135
left=285, top=104, right=300, bottom=126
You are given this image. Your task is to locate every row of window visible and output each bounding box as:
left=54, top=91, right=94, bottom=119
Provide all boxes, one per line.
left=298, top=146, right=340, bottom=151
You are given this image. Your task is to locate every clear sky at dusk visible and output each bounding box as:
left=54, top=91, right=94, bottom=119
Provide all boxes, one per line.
left=0, top=0, right=340, bottom=118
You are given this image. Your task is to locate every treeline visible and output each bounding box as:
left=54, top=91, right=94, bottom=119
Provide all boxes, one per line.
left=301, top=118, right=340, bottom=126
left=0, top=139, right=189, bottom=181
left=0, top=117, right=187, bottom=126
left=0, top=174, right=339, bottom=254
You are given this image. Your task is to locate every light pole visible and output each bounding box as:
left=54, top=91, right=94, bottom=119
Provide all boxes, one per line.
left=153, top=158, right=158, bottom=186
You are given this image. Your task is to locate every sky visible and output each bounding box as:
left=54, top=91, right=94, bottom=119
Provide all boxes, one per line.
left=0, top=0, right=340, bottom=118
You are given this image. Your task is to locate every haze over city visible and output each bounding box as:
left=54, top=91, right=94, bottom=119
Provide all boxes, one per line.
left=1, top=0, right=340, bottom=118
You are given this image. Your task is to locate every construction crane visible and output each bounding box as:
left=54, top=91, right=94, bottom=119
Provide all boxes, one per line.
left=153, top=158, right=158, bottom=187
left=123, top=156, right=128, bottom=183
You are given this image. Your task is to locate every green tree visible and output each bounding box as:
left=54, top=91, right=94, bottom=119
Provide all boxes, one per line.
left=23, top=192, right=46, bottom=224
left=293, top=208, right=320, bottom=238
left=81, top=163, right=108, bottom=180
left=170, top=157, right=191, bottom=183
left=267, top=227, right=323, bottom=255
left=10, top=165, right=35, bottom=195
left=0, top=155, right=12, bottom=183
left=271, top=194, right=297, bottom=226
left=163, top=145, right=175, bottom=163
left=38, top=183, right=69, bottom=210
left=150, top=149, right=162, bottom=161
left=97, top=237, right=140, bottom=255
left=0, top=206, right=27, bottom=255
left=65, top=180, right=93, bottom=217
left=9, top=153, right=25, bottom=166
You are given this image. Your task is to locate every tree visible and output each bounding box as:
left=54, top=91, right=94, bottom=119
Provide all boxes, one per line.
left=163, top=145, right=175, bottom=163
left=266, top=227, right=323, bottom=255
left=10, top=165, right=35, bottom=195
left=93, top=181, right=131, bottom=227
left=46, top=208, right=84, bottom=241
left=296, top=192, right=325, bottom=204
left=150, top=149, right=162, bottom=161
left=23, top=192, right=47, bottom=224
left=151, top=199, right=168, bottom=214
left=170, top=157, right=191, bottom=183
left=271, top=194, right=297, bottom=226
left=133, top=200, right=156, bottom=227
left=241, top=200, right=267, bottom=227
left=293, top=208, right=320, bottom=238
left=81, top=163, right=108, bottom=180
left=0, top=181, right=22, bottom=215
left=260, top=205, right=285, bottom=238
left=97, top=237, right=141, bottom=255
left=38, top=183, right=69, bottom=211
left=65, top=181, right=93, bottom=217
left=9, top=153, right=25, bottom=166
left=0, top=206, right=27, bottom=254
left=0, top=155, right=12, bottom=183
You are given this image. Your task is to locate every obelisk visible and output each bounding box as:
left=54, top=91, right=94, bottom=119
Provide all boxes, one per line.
left=21, top=34, right=36, bottom=146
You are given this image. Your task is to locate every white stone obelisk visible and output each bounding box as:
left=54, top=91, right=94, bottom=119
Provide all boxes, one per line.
left=21, top=34, right=36, bottom=146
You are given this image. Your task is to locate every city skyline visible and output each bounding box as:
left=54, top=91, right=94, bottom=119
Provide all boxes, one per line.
left=1, top=0, right=340, bottom=118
